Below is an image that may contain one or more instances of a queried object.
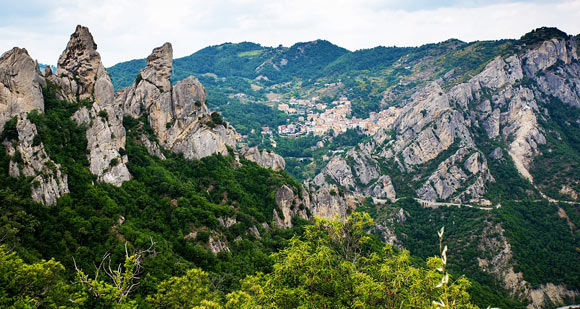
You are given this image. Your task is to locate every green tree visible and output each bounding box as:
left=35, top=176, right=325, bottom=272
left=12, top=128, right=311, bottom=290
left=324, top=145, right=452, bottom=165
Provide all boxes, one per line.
left=0, top=245, right=72, bottom=307
left=147, top=268, right=222, bottom=308
left=226, top=214, right=477, bottom=308
left=73, top=242, right=156, bottom=308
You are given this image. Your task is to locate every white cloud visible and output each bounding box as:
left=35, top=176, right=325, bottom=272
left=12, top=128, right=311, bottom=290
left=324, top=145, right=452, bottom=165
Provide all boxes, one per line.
left=0, top=0, right=579, bottom=66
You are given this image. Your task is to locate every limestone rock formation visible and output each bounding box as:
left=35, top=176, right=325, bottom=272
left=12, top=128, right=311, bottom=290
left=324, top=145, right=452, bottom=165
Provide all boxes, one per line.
left=0, top=46, right=69, bottom=205
left=54, top=25, right=130, bottom=186
left=116, top=43, right=237, bottom=160
left=72, top=105, right=130, bottom=186
left=208, top=235, right=230, bottom=254
left=308, top=184, right=355, bottom=219
left=0, top=47, right=45, bottom=129
left=140, top=43, right=172, bottom=92
left=367, top=175, right=396, bottom=201
left=139, top=133, right=166, bottom=160
left=273, top=185, right=309, bottom=228
left=2, top=115, right=68, bottom=205
left=242, top=146, right=285, bottom=171
left=313, top=156, right=355, bottom=188
left=416, top=148, right=494, bottom=202
left=272, top=182, right=354, bottom=227
left=55, top=25, right=108, bottom=103
left=309, top=36, right=580, bottom=204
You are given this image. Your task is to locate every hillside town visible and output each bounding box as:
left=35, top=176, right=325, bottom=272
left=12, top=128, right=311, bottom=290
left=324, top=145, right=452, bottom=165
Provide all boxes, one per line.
left=270, top=96, right=402, bottom=138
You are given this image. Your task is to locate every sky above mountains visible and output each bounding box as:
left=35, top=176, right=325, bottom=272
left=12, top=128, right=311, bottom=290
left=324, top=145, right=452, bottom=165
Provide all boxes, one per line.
left=1, top=0, right=579, bottom=67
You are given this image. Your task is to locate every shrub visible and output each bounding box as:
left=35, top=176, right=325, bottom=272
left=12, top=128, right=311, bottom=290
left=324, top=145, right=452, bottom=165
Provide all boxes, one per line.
left=98, top=110, right=108, bottom=120
left=135, top=73, right=143, bottom=85
left=211, top=112, right=224, bottom=126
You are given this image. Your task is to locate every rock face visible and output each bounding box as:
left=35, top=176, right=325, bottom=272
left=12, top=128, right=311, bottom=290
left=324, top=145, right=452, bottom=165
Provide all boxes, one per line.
left=367, top=175, right=396, bottom=201
left=55, top=25, right=106, bottom=102
left=0, top=46, right=69, bottom=205
left=71, top=104, right=130, bottom=186
left=139, top=133, right=166, bottom=160
left=208, top=235, right=230, bottom=254
left=242, top=146, right=285, bottom=171
left=310, top=37, right=580, bottom=205
left=309, top=185, right=355, bottom=219
left=116, top=43, right=237, bottom=160
left=272, top=183, right=355, bottom=227
left=417, top=149, right=494, bottom=202
left=0, top=48, right=45, bottom=129
left=53, top=25, right=130, bottom=186
left=273, top=185, right=309, bottom=228
left=3, top=115, right=69, bottom=205
left=456, top=54, right=546, bottom=184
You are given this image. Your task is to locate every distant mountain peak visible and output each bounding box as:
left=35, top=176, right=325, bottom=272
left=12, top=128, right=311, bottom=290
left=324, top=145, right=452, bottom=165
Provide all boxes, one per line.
left=520, top=26, right=569, bottom=44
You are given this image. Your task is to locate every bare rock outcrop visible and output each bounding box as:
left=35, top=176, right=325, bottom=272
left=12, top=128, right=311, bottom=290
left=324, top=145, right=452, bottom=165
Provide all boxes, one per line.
left=272, top=182, right=353, bottom=227
left=0, top=47, right=69, bottom=205
left=242, top=146, right=285, bottom=171
left=72, top=105, right=130, bottom=186
left=0, top=48, right=45, bottom=129
left=307, top=38, right=576, bottom=204
left=367, top=175, right=396, bottom=201
left=273, top=185, right=309, bottom=228
left=449, top=52, right=546, bottom=184
left=54, top=25, right=130, bottom=186
left=3, top=115, right=68, bottom=205
left=55, top=25, right=107, bottom=103
left=313, top=156, right=355, bottom=188
left=116, top=43, right=236, bottom=160
left=208, top=235, right=230, bottom=254
left=308, top=184, right=355, bottom=220
left=140, top=43, right=172, bottom=92
left=417, top=148, right=494, bottom=202
left=389, top=82, right=473, bottom=167
left=139, top=133, right=166, bottom=160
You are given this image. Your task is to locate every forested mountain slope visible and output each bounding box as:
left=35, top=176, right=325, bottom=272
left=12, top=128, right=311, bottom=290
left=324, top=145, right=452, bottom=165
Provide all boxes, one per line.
left=1, top=25, right=580, bottom=308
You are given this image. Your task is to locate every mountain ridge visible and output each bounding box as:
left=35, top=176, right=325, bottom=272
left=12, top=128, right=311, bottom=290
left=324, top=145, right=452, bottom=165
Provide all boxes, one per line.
left=108, top=27, right=575, bottom=88
left=1, top=25, right=580, bottom=308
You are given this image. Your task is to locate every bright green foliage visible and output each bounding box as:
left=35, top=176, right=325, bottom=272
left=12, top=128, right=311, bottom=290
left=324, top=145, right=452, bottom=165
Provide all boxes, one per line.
left=0, top=245, right=71, bottom=307
left=227, top=213, right=476, bottom=308
left=147, top=268, right=222, bottom=308
left=73, top=252, right=143, bottom=308
left=140, top=214, right=476, bottom=308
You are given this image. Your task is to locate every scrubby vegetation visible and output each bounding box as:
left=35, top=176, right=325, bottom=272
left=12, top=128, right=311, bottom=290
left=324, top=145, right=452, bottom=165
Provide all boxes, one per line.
left=532, top=95, right=580, bottom=201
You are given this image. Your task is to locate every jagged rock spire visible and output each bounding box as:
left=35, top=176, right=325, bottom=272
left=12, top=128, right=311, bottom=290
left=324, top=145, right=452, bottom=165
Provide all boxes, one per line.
left=53, top=25, right=131, bottom=186
left=116, top=42, right=236, bottom=161
left=56, top=25, right=112, bottom=104
left=0, top=47, right=45, bottom=128
left=140, top=42, right=173, bottom=92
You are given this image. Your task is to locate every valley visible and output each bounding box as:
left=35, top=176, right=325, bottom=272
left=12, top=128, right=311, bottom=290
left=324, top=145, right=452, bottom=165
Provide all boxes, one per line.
left=107, top=26, right=580, bottom=308
left=0, top=24, right=579, bottom=308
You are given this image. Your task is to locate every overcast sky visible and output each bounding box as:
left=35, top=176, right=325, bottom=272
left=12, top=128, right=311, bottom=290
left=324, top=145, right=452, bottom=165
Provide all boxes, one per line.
left=1, top=0, right=580, bottom=67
